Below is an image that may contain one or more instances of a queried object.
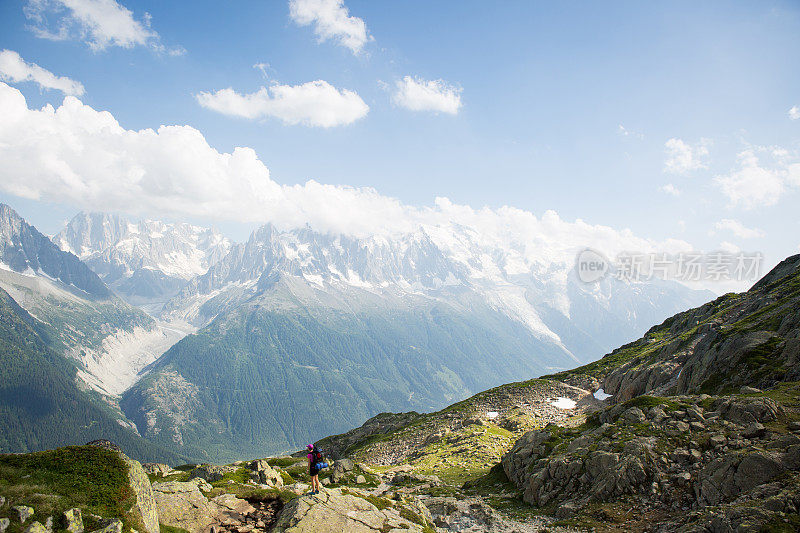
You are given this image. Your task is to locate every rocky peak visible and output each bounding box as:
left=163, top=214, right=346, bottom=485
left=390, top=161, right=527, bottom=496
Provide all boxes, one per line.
left=0, top=204, right=109, bottom=297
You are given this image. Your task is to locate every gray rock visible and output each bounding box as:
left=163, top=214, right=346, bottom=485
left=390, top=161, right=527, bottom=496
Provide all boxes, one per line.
left=190, top=464, right=237, bottom=483
left=621, top=407, right=647, bottom=424
left=355, top=475, right=367, bottom=484
left=0, top=518, right=8, bottom=533
left=23, top=522, right=47, bottom=533
left=743, top=422, right=766, bottom=439
left=788, top=421, right=800, bottom=431
left=121, top=456, right=160, bottom=533
left=64, top=508, right=84, bottom=533
left=0, top=496, right=4, bottom=507
left=14, top=506, right=34, bottom=524
left=141, top=463, right=173, bottom=477
left=740, top=386, right=761, bottom=394
left=333, top=458, right=355, bottom=473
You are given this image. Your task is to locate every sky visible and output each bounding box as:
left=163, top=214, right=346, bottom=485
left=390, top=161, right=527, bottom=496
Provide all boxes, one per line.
left=0, top=0, right=799, bottom=293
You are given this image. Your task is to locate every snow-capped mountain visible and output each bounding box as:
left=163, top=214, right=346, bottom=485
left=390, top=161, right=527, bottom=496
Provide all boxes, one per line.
left=165, top=222, right=712, bottom=363
left=55, top=212, right=231, bottom=309
left=126, top=222, right=714, bottom=459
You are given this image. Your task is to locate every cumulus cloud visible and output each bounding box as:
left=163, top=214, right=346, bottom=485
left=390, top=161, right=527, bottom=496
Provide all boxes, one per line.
left=195, top=80, right=369, bottom=127
left=289, top=0, right=370, bottom=54
left=0, top=81, right=693, bottom=266
left=714, top=219, right=765, bottom=239
left=0, top=49, right=84, bottom=96
left=664, top=138, right=709, bottom=174
left=713, top=148, right=796, bottom=209
left=24, top=0, right=183, bottom=54
left=659, top=183, right=680, bottom=196
left=392, top=76, right=462, bottom=115
left=790, top=106, right=800, bottom=120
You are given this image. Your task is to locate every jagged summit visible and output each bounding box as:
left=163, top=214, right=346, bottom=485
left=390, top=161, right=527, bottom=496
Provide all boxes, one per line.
left=54, top=211, right=231, bottom=307
left=0, top=204, right=109, bottom=297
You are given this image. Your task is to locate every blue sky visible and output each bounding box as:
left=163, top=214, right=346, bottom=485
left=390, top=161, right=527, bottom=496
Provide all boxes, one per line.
left=0, top=0, right=799, bottom=292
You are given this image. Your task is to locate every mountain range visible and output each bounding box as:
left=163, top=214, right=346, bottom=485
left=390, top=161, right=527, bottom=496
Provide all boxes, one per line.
left=0, top=203, right=713, bottom=462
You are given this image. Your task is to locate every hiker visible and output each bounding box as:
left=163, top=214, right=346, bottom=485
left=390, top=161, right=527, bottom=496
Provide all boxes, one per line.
left=307, top=444, right=322, bottom=495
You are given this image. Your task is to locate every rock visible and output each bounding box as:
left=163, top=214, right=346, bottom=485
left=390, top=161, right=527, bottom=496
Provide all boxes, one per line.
left=271, top=488, right=426, bottom=532
left=153, top=479, right=255, bottom=532
left=690, top=421, right=705, bottom=431
left=788, top=421, right=800, bottom=431
left=621, top=407, right=647, bottom=424
left=710, top=434, right=727, bottom=448
left=190, top=464, right=237, bottom=483
left=0, top=518, right=7, bottom=533
left=743, top=422, right=766, bottom=439
left=85, top=440, right=122, bottom=453
left=121, top=456, right=160, bottom=533
left=321, top=478, right=331, bottom=486
left=64, top=509, right=84, bottom=533
left=252, top=463, right=283, bottom=487
left=333, top=458, right=355, bottom=473
left=14, top=506, right=34, bottom=523
left=23, top=522, right=47, bottom=533
left=211, top=494, right=256, bottom=516
left=90, top=519, right=122, bottom=533
left=0, top=496, right=4, bottom=507
left=141, top=463, right=173, bottom=477
left=355, top=475, right=367, bottom=484
left=740, top=386, right=761, bottom=394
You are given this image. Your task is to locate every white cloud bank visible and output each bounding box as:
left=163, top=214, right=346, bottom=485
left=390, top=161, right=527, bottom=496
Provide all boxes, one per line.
left=0, top=82, right=693, bottom=265
left=664, top=138, right=709, bottom=174
left=24, top=0, right=183, bottom=54
left=392, top=76, right=462, bottom=115
left=0, top=49, right=84, bottom=96
left=714, top=219, right=765, bottom=239
left=289, top=0, right=371, bottom=54
left=714, top=148, right=799, bottom=209
left=195, top=80, right=369, bottom=127
left=790, top=106, right=800, bottom=120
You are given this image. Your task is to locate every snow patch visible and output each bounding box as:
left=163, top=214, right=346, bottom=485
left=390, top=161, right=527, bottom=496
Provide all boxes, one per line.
left=550, top=397, right=576, bottom=409
left=593, top=388, right=612, bottom=401
left=486, top=411, right=499, bottom=420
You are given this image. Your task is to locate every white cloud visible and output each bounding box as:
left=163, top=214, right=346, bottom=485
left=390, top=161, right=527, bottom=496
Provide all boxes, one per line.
left=714, top=149, right=791, bottom=209
left=664, top=138, right=709, bottom=174
left=24, top=0, right=183, bottom=54
left=392, top=76, right=462, bottom=115
left=0, top=49, right=84, bottom=96
left=718, top=241, right=740, bottom=254
left=790, top=105, right=800, bottom=120
left=659, top=183, right=680, bottom=196
left=195, top=80, right=369, bottom=128
left=0, top=81, right=694, bottom=265
left=714, top=219, right=765, bottom=239
left=289, top=0, right=370, bottom=54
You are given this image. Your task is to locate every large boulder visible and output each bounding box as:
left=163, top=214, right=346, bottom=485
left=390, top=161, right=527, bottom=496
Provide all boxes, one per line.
left=190, top=464, right=238, bottom=482
left=250, top=459, right=284, bottom=487
left=121, top=456, right=159, bottom=533
left=272, top=489, right=428, bottom=532
left=152, top=478, right=257, bottom=532
left=151, top=479, right=218, bottom=531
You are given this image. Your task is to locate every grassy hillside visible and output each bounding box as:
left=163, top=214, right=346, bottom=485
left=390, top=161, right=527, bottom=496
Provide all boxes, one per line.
left=122, top=294, right=574, bottom=463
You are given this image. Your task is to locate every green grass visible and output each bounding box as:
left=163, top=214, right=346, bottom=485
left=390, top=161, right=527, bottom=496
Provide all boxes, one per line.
left=0, top=446, right=143, bottom=532
left=160, top=525, right=191, bottom=533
